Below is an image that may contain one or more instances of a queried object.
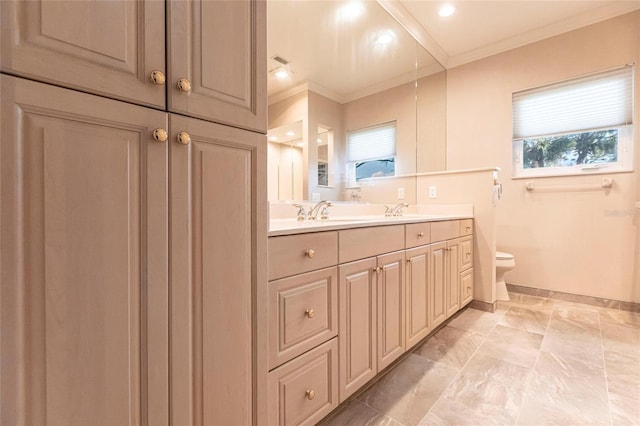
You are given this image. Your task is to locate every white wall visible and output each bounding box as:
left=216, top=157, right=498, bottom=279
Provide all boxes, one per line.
left=446, top=11, right=640, bottom=303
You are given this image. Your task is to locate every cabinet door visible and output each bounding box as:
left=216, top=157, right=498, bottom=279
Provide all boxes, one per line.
left=0, top=0, right=165, bottom=108
left=338, top=258, right=377, bottom=402
left=169, top=114, right=265, bottom=426
left=446, top=241, right=461, bottom=318
left=406, top=245, right=431, bottom=349
left=377, top=251, right=405, bottom=371
left=0, top=75, right=169, bottom=425
left=168, top=0, right=267, bottom=132
left=430, top=242, right=447, bottom=329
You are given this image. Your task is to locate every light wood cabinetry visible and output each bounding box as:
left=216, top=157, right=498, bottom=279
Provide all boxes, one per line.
left=168, top=0, right=266, bottom=132
left=1, top=1, right=267, bottom=423
left=0, top=75, right=169, bottom=425
left=405, top=245, right=431, bottom=348
left=376, top=251, right=406, bottom=372
left=1, top=0, right=267, bottom=132
left=0, top=0, right=165, bottom=108
left=338, top=257, right=378, bottom=402
left=169, top=115, right=263, bottom=426
left=430, top=241, right=448, bottom=329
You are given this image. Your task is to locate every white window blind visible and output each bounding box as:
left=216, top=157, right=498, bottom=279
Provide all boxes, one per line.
left=513, top=66, right=634, bottom=140
left=348, top=122, right=396, bottom=162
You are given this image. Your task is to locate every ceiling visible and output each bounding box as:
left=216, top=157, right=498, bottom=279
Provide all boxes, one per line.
left=267, top=0, right=639, bottom=103
left=393, top=0, right=640, bottom=68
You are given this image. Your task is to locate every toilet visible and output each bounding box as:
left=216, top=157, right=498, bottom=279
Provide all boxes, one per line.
left=496, top=251, right=515, bottom=301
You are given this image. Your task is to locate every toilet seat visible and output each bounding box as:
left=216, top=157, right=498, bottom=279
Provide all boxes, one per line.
left=496, top=251, right=514, bottom=260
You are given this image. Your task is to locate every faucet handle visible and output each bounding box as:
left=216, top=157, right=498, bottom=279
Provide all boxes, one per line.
left=293, top=204, right=307, bottom=221
left=319, top=203, right=332, bottom=220
left=384, top=205, right=394, bottom=217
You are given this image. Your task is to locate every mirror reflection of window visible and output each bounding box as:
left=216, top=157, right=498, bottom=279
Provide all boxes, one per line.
left=317, top=126, right=332, bottom=187
left=347, top=122, right=397, bottom=183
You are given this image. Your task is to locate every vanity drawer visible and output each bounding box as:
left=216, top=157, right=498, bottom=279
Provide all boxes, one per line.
left=460, top=268, right=474, bottom=306
left=269, top=267, right=338, bottom=369
left=460, top=219, right=473, bottom=236
left=460, top=236, right=473, bottom=271
left=338, top=225, right=405, bottom=263
left=269, top=231, right=338, bottom=280
left=268, top=338, right=339, bottom=426
left=431, top=220, right=460, bottom=242
left=405, top=222, right=431, bottom=248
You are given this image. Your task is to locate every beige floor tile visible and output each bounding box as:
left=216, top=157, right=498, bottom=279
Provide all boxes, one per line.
left=499, top=305, right=552, bottom=335
left=599, top=308, right=640, bottom=328
left=475, top=324, right=544, bottom=368
left=413, top=326, right=485, bottom=370
left=320, top=399, right=403, bottom=426
left=519, top=351, right=610, bottom=425
left=447, top=308, right=504, bottom=336
left=356, top=354, right=459, bottom=425
left=601, top=321, right=640, bottom=359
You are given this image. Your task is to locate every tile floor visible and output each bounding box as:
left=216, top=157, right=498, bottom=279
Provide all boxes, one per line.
left=320, top=292, right=640, bottom=426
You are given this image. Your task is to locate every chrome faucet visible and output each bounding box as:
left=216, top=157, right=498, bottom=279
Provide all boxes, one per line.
left=292, top=204, right=307, bottom=221
left=308, top=200, right=332, bottom=220
left=385, top=202, right=408, bottom=217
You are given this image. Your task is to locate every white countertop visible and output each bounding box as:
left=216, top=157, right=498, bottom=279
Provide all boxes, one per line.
left=269, top=213, right=473, bottom=236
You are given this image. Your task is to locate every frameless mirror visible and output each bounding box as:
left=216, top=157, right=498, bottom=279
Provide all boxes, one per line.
left=267, top=0, right=446, bottom=204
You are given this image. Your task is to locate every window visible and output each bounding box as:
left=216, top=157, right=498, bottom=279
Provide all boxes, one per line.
left=347, top=122, right=396, bottom=182
left=512, top=66, right=634, bottom=178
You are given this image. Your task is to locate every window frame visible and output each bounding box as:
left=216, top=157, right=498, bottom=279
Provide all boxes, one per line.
left=346, top=121, right=397, bottom=183
left=511, top=66, right=634, bottom=179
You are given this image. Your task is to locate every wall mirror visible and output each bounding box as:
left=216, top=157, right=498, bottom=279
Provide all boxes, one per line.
left=267, top=0, right=446, bottom=204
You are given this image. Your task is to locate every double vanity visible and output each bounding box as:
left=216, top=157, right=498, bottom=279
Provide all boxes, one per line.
left=266, top=205, right=474, bottom=425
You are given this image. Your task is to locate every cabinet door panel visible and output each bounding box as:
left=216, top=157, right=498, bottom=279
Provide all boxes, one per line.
left=446, top=242, right=461, bottom=318
left=430, top=242, right=447, bottom=329
left=377, top=251, right=405, bottom=371
left=0, top=75, right=168, bottom=425
left=406, top=245, right=430, bottom=348
left=169, top=114, right=264, bottom=425
left=338, top=258, right=377, bottom=402
left=0, top=0, right=165, bottom=107
left=168, top=0, right=266, bottom=132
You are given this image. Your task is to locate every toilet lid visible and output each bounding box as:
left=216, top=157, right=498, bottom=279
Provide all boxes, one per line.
left=496, top=251, right=514, bottom=260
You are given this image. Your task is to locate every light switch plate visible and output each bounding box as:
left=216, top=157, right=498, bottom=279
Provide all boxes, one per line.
left=398, top=187, right=405, bottom=199
left=428, top=186, right=437, bottom=199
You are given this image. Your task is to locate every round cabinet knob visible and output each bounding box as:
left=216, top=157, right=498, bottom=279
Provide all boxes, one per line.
left=305, top=249, right=315, bottom=258
left=177, top=131, right=191, bottom=145
left=305, top=309, right=315, bottom=318
left=149, top=70, right=166, bottom=85
left=177, top=78, right=192, bottom=92
left=152, top=128, right=168, bottom=142
left=305, top=389, right=316, bottom=400
left=417, top=232, right=424, bottom=238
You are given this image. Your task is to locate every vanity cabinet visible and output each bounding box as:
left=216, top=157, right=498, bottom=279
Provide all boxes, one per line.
left=1, top=0, right=266, bottom=132
left=267, top=232, right=340, bottom=425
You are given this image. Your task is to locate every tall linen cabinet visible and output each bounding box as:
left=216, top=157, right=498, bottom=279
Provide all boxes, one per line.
left=0, top=0, right=268, bottom=424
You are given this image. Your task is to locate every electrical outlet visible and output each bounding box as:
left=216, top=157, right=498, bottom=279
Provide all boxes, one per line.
left=428, top=186, right=437, bottom=199
left=398, top=187, right=405, bottom=199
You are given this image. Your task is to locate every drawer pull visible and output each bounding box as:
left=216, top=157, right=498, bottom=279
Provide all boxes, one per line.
left=466, top=253, right=471, bottom=258
left=305, top=249, right=315, bottom=258
left=305, top=309, right=315, bottom=318
left=466, top=226, right=471, bottom=232
left=305, top=389, right=316, bottom=400
left=417, top=232, right=424, bottom=238
left=373, top=266, right=382, bottom=273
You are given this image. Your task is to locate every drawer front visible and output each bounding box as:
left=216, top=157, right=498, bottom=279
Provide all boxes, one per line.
left=431, top=220, right=460, bottom=242
left=269, top=267, right=338, bottom=369
left=460, top=236, right=473, bottom=271
left=339, top=225, right=404, bottom=264
left=268, top=339, right=339, bottom=426
left=460, top=219, right=473, bottom=236
left=460, top=268, right=474, bottom=306
left=405, top=222, right=431, bottom=249
left=269, top=232, right=338, bottom=280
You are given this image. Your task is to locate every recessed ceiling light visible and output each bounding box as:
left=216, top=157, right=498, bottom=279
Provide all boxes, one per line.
left=337, top=1, right=364, bottom=22
left=268, top=135, right=278, bottom=141
left=439, top=4, right=455, bottom=17
left=274, top=67, right=290, bottom=79
left=375, top=30, right=395, bottom=47
left=286, top=131, right=296, bottom=137
left=295, top=141, right=304, bottom=147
